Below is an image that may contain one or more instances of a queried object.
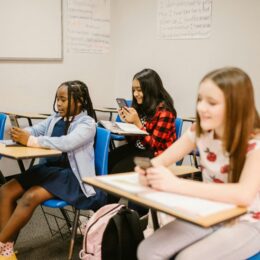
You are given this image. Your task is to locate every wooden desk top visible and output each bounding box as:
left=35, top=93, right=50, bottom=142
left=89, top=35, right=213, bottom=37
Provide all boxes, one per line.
left=84, top=172, right=247, bottom=228
left=94, top=107, right=118, bottom=113
left=0, top=144, right=61, bottom=160
left=168, top=165, right=200, bottom=176
left=1, top=111, right=48, bottom=120
left=181, top=116, right=196, bottom=122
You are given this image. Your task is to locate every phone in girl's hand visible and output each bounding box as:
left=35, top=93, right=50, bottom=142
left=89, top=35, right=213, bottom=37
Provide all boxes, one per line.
left=134, top=157, right=152, bottom=170
left=9, top=114, right=19, bottom=128
left=116, top=98, right=129, bottom=109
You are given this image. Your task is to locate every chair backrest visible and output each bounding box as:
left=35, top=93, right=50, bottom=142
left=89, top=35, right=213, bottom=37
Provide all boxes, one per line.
left=94, top=127, right=111, bottom=175
left=0, top=113, right=7, bottom=140
left=175, top=117, right=183, bottom=140
left=115, top=100, right=132, bottom=123
left=175, top=117, right=183, bottom=166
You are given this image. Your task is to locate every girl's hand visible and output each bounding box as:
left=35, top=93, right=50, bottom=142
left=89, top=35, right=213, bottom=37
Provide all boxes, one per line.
left=118, top=108, right=126, bottom=122
left=146, top=165, right=180, bottom=192
left=123, top=108, right=142, bottom=128
left=10, top=127, right=30, bottom=146
left=135, top=166, right=150, bottom=186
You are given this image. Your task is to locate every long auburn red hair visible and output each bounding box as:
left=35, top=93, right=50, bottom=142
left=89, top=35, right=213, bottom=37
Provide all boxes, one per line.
left=196, top=67, right=260, bottom=182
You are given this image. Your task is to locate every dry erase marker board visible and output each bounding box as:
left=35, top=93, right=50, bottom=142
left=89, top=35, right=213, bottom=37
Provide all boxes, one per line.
left=0, top=0, right=63, bottom=60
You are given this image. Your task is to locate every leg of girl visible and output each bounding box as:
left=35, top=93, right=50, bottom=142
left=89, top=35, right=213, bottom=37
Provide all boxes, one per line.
left=176, top=222, right=260, bottom=260
left=0, top=180, right=53, bottom=259
left=137, top=219, right=214, bottom=260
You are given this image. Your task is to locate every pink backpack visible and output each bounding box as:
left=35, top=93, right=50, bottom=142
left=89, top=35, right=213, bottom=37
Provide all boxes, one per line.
left=79, top=203, right=144, bottom=260
left=79, top=204, right=124, bottom=260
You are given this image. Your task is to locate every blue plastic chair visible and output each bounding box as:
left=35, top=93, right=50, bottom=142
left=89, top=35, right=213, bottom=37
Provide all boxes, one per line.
left=0, top=113, right=7, bottom=160
left=175, top=117, right=183, bottom=166
left=0, top=113, right=7, bottom=140
left=0, top=113, right=7, bottom=183
left=248, top=252, right=260, bottom=260
left=41, top=127, right=111, bottom=259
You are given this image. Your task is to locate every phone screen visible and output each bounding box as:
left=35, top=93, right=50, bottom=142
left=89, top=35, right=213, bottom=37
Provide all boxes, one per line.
left=116, top=98, right=128, bottom=109
left=134, top=157, right=152, bottom=170
left=9, top=114, right=19, bottom=127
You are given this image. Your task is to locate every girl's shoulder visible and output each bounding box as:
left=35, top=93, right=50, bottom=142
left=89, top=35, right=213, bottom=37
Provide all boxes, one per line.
left=71, top=112, right=96, bottom=126
left=247, top=134, right=260, bottom=154
left=156, top=102, right=174, bottom=115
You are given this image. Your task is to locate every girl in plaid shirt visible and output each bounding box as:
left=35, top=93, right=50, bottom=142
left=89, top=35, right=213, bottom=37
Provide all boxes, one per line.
left=108, top=68, right=177, bottom=175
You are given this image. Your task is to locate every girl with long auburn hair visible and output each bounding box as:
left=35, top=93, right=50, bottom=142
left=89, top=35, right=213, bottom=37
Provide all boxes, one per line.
left=137, top=67, right=260, bottom=260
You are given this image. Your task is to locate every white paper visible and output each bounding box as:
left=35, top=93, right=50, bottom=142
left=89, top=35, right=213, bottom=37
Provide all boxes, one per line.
left=0, top=140, right=20, bottom=147
left=142, top=192, right=235, bottom=217
left=157, top=0, right=212, bottom=39
left=99, top=120, right=148, bottom=135
left=99, top=173, right=236, bottom=217
left=116, top=122, right=148, bottom=135
left=99, top=173, right=149, bottom=193
left=67, top=0, right=110, bottom=53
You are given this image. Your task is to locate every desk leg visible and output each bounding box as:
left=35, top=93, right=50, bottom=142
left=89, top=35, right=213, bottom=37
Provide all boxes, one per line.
left=151, top=209, right=160, bottom=230
left=109, top=112, right=113, bottom=121
left=27, top=118, right=33, bottom=126
left=17, top=160, right=26, bottom=173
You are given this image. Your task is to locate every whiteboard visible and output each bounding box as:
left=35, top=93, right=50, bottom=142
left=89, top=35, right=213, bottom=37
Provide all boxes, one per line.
left=0, top=0, right=63, bottom=60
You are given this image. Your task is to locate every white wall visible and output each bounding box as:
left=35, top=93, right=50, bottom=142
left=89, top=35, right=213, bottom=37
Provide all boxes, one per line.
left=112, top=0, right=260, bottom=116
left=0, top=1, right=118, bottom=176
left=0, top=0, right=260, bottom=176
left=0, top=1, right=117, bottom=115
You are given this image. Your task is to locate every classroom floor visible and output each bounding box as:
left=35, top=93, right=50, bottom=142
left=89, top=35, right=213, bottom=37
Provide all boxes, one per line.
left=15, top=206, right=84, bottom=260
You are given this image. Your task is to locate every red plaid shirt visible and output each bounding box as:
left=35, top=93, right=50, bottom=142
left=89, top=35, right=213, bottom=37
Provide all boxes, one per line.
left=139, top=104, right=176, bottom=156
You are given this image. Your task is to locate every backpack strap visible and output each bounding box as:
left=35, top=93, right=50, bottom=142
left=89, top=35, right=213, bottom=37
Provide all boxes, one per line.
left=112, top=207, right=144, bottom=260
left=124, top=208, right=144, bottom=243
left=111, top=209, right=125, bottom=259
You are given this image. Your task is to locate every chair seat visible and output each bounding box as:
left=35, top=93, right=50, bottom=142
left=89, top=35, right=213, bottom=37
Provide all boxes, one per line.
left=42, top=199, right=69, bottom=208
left=111, top=133, right=126, bottom=141
left=248, top=252, right=260, bottom=260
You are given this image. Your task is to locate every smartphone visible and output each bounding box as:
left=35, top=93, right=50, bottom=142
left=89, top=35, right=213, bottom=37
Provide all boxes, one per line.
left=134, top=156, right=152, bottom=170
left=9, top=114, right=19, bottom=127
left=116, top=98, right=129, bottom=109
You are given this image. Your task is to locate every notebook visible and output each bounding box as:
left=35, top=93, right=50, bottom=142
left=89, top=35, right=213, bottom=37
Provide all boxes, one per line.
left=97, top=173, right=238, bottom=218
left=98, top=120, right=148, bottom=136
left=0, top=140, right=22, bottom=147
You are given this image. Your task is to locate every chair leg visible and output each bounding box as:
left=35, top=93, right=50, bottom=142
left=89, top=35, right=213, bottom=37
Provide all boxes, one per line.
left=68, top=209, right=80, bottom=260
left=110, top=140, right=115, bottom=150
left=60, top=208, right=72, bottom=229
left=0, top=170, right=6, bottom=186
left=192, top=150, right=199, bottom=168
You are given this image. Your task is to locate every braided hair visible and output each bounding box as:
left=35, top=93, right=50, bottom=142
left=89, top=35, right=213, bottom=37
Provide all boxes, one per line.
left=53, top=80, right=97, bottom=133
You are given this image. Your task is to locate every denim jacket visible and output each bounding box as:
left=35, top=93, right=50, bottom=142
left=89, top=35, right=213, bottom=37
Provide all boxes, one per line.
left=25, top=112, right=96, bottom=197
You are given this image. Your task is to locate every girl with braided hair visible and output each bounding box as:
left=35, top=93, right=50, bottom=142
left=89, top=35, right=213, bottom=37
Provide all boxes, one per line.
left=0, top=80, right=103, bottom=260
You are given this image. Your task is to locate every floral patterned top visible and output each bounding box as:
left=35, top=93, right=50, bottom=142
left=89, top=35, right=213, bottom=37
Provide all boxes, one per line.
left=187, top=126, right=260, bottom=223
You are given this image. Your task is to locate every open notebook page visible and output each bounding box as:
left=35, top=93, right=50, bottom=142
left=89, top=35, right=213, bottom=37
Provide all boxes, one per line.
left=115, top=122, right=148, bottom=135
left=98, top=173, right=150, bottom=193
left=141, top=192, right=236, bottom=217
left=99, top=173, right=236, bottom=217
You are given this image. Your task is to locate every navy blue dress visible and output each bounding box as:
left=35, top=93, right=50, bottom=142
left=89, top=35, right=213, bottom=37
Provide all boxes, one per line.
left=17, top=119, right=106, bottom=210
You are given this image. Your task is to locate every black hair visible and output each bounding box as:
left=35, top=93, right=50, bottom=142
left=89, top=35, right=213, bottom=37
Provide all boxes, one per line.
left=53, top=80, right=97, bottom=132
left=132, top=69, right=177, bottom=119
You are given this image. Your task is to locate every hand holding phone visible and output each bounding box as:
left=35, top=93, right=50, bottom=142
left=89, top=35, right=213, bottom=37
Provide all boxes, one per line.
left=134, top=156, right=152, bottom=170
left=116, top=98, right=129, bottom=110
left=9, top=114, right=19, bottom=128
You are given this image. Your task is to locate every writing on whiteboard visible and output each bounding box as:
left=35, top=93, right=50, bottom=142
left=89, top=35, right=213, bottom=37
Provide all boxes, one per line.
left=67, top=0, right=110, bottom=53
left=157, top=0, right=212, bottom=39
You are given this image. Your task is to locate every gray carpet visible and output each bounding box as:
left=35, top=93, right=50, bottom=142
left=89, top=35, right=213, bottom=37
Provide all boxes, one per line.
left=15, top=206, right=90, bottom=260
